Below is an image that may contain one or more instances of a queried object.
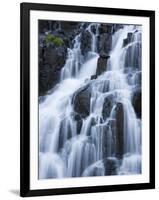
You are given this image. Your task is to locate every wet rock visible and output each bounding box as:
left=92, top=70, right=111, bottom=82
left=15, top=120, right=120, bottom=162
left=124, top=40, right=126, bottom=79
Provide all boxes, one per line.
left=60, top=21, right=80, bottom=32
left=39, top=62, right=59, bottom=96
left=97, top=33, right=112, bottom=55
left=80, top=30, right=92, bottom=55
left=96, top=55, right=110, bottom=76
left=98, top=24, right=112, bottom=34
left=43, top=44, right=67, bottom=70
left=132, top=87, right=141, bottom=118
left=134, top=71, right=141, bottom=86
left=103, top=157, right=119, bottom=175
left=74, top=114, right=83, bottom=134
left=101, top=119, right=116, bottom=158
left=115, top=102, right=124, bottom=159
left=91, top=74, right=98, bottom=80
left=73, top=85, right=91, bottom=118
left=39, top=43, right=67, bottom=95
left=102, top=94, right=115, bottom=120
left=124, top=42, right=141, bottom=69
left=112, top=24, right=123, bottom=33
left=123, top=32, right=133, bottom=47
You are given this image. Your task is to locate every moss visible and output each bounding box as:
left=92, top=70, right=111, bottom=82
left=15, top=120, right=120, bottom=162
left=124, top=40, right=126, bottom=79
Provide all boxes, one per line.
left=45, top=34, right=64, bottom=47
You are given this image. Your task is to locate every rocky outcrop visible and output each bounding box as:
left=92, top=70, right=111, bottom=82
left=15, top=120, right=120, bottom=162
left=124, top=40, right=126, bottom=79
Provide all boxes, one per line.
left=73, top=85, right=91, bottom=118
left=96, top=54, right=110, bottom=76
left=80, top=30, right=92, bottom=55
left=132, top=87, right=141, bottom=118
left=39, top=43, right=67, bottom=96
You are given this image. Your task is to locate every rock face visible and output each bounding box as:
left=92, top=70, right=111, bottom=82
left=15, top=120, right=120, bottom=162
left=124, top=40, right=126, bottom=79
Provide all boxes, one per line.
left=73, top=85, right=91, bottom=118
left=80, top=30, right=92, bottom=55
left=132, top=87, right=141, bottom=118
left=115, top=102, right=124, bottom=159
left=39, top=43, right=67, bottom=96
left=96, top=54, right=110, bottom=76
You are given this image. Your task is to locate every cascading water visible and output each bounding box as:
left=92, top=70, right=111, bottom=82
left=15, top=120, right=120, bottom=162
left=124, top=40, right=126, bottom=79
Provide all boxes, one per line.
left=39, top=23, right=142, bottom=179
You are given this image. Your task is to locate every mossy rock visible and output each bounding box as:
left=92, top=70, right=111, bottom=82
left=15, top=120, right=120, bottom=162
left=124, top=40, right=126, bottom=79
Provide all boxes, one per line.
left=45, top=34, right=64, bottom=47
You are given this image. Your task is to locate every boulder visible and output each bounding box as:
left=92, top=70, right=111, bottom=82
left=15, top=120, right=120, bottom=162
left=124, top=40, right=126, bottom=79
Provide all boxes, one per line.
left=73, top=85, right=91, bottom=118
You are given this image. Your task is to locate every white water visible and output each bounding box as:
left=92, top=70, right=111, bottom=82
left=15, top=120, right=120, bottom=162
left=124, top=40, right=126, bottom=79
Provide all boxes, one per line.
left=39, top=23, right=142, bottom=178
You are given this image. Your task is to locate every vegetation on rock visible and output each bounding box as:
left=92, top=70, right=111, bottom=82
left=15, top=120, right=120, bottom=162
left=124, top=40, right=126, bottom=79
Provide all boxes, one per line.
left=45, top=34, right=64, bottom=46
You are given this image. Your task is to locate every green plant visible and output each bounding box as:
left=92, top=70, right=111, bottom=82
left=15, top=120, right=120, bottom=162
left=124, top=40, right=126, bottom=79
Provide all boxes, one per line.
left=45, top=34, right=64, bottom=47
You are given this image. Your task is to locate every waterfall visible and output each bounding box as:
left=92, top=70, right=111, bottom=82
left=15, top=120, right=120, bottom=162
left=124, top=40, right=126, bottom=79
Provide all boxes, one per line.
left=39, top=23, right=142, bottom=179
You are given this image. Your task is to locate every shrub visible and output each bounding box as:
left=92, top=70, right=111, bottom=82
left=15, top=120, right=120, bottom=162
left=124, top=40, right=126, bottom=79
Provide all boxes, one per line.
left=45, top=34, right=64, bottom=46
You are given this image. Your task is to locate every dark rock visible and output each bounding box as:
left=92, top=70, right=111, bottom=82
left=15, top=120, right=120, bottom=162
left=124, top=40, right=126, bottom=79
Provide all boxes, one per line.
left=123, top=32, right=133, bottom=47
left=90, top=24, right=96, bottom=34
left=112, top=24, right=123, bottom=33
left=115, top=102, right=124, bottom=159
left=73, top=85, right=91, bottom=118
left=91, top=74, right=98, bottom=80
left=102, top=94, right=115, bottom=120
left=39, top=62, right=60, bottom=96
left=96, top=55, right=110, bottom=76
left=39, top=43, right=67, bottom=95
left=103, top=157, right=119, bottom=175
left=124, top=42, right=141, bottom=69
left=39, top=21, right=59, bottom=33
left=134, top=71, right=141, bottom=86
left=132, top=87, right=141, bottom=118
left=98, top=24, right=112, bottom=34
left=74, top=114, right=83, bottom=134
left=97, top=33, right=112, bottom=55
left=43, top=44, right=67, bottom=70
left=80, top=30, right=92, bottom=55
left=60, top=22, right=79, bottom=32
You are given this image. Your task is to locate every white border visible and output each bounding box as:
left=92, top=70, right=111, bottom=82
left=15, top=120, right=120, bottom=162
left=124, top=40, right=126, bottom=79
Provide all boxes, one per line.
left=30, top=10, right=150, bottom=190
